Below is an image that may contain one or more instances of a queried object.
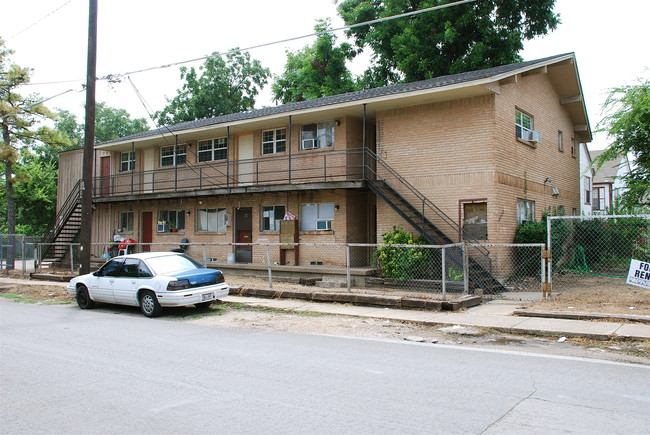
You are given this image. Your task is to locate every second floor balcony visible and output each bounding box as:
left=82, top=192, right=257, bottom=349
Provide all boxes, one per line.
left=93, top=147, right=367, bottom=201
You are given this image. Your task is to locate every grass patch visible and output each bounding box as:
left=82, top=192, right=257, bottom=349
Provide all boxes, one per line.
left=1, top=293, right=37, bottom=303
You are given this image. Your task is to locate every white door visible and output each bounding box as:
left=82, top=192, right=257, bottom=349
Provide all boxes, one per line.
left=238, top=134, right=253, bottom=185
left=143, top=148, right=154, bottom=192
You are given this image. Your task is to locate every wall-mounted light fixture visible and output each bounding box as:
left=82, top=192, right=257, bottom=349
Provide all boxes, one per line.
left=186, top=211, right=191, bottom=215
left=335, top=120, right=341, bottom=126
left=544, top=177, right=553, bottom=184
left=335, top=205, right=340, bottom=210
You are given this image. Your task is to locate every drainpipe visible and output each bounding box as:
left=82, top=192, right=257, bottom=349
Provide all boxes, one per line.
left=362, top=104, right=367, bottom=179
left=226, top=126, right=230, bottom=187
left=174, top=135, right=178, bottom=191
left=288, top=115, right=292, bottom=183
left=130, top=141, right=135, bottom=194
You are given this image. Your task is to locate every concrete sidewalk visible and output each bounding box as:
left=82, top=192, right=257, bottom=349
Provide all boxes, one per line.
left=2, top=277, right=649, bottom=340
left=221, top=295, right=650, bottom=341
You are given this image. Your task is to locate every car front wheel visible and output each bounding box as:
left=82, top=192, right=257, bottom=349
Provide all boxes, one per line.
left=139, top=290, right=162, bottom=317
left=76, top=285, right=96, bottom=309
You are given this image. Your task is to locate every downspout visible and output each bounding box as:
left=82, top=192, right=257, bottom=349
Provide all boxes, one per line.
left=174, top=135, right=178, bottom=191
left=226, top=126, right=230, bottom=188
left=362, top=104, right=367, bottom=179
left=288, top=115, right=292, bottom=183
left=130, top=141, right=135, bottom=194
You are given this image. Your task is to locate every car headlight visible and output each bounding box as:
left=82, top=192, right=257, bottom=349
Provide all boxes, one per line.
left=167, top=279, right=190, bottom=290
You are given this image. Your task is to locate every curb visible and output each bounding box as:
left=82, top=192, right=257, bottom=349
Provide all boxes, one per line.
left=229, top=286, right=481, bottom=312
left=514, top=309, right=650, bottom=324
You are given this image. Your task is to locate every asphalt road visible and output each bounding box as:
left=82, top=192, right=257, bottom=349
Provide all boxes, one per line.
left=1, top=300, right=649, bottom=434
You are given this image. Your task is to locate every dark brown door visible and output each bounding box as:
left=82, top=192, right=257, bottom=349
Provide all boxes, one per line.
left=100, top=156, right=111, bottom=196
left=235, top=207, right=252, bottom=263
left=141, top=212, right=152, bottom=252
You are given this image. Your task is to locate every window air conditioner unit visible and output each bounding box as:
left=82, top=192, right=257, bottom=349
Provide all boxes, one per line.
left=527, top=130, right=542, bottom=143
left=316, top=220, right=332, bottom=230
left=302, top=139, right=317, bottom=149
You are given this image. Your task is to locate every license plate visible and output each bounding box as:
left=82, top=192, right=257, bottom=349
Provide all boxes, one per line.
left=201, top=293, right=214, bottom=302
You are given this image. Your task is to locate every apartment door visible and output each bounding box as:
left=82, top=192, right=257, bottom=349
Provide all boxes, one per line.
left=238, top=134, right=253, bottom=185
left=100, top=156, right=111, bottom=196
left=235, top=207, right=252, bottom=263
left=143, top=149, right=154, bottom=192
left=141, top=212, right=152, bottom=252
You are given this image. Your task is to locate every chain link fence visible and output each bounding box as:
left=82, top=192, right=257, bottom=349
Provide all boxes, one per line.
left=0, top=234, right=39, bottom=273
left=548, top=214, right=650, bottom=293
left=25, top=240, right=546, bottom=301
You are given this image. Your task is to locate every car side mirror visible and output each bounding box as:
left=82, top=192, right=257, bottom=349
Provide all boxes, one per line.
left=92, top=272, right=99, bottom=277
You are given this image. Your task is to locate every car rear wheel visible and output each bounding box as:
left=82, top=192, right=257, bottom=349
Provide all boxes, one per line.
left=195, top=301, right=213, bottom=310
left=139, top=290, right=162, bottom=317
left=76, top=285, right=96, bottom=309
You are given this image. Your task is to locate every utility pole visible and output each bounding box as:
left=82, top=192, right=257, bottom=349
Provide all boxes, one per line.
left=79, top=0, right=98, bottom=274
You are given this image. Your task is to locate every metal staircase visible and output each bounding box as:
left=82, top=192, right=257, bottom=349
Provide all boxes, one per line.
left=38, top=179, right=83, bottom=267
left=363, top=149, right=506, bottom=294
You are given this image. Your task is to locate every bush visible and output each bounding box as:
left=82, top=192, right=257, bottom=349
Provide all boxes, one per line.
left=372, top=227, right=435, bottom=280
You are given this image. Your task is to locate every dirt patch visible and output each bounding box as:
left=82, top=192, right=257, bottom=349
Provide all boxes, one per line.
left=529, top=275, right=650, bottom=315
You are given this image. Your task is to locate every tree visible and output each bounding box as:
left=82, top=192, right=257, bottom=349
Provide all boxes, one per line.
left=155, top=50, right=270, bottom=125
left=594, top=79, right=650, bottom=208
left=272, top=19, right=357, bottom=104
left=337, top=0, right=560, bottom=87
left=1, top=38, right=70, bottom=267
left=55, top=102, right=149, bottom=149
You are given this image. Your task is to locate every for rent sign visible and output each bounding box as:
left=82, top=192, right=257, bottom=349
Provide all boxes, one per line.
left=627, top=260, right=650, bottom=289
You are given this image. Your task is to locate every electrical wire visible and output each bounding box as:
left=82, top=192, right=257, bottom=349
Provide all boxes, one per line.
left=0, top=88, right=80, bottom=121
left=6, top=0, right=76, bottom=42
left=99, top=0, right=477, bottom=81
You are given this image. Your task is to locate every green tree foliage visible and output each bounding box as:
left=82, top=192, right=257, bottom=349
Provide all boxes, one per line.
left=594, top=79, right=650, bottom=208
left=12, top=156, right=58, bottom=236
left=55, top=102, right=149, bottom=149
left=272, top=19, right=357, bottom=104
left=337, top=0, right=560, bottom=87
left=1, top=38, right=70, bottom=265
left=155, top=50, right=270, bottom=125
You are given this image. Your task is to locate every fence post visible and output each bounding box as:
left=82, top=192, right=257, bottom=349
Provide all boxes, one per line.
left=346, top=244, right=351, bottom=292
left=70, top=244, right=75, bottom=274
left=266, top=243, right=273, bottom=288
left=462, top=242, right=469, bottom=293
left=441, top=246, right=446, bottom=300
left=21, top=235, right=26, bottom=276
left=546, top=217, right=553, bottom=295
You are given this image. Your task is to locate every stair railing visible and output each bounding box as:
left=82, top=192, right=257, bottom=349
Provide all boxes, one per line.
left=39, top=179, right=83, bottom=263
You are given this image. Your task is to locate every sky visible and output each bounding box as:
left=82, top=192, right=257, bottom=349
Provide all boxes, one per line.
left=3, top=0, right=649, bottom=151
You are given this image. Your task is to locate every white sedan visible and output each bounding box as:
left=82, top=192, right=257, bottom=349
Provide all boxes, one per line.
left=67, top=252, right=229, bottom=317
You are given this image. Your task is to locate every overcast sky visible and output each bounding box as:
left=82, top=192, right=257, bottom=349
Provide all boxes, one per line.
left=4, top=0, right=649, bottom=151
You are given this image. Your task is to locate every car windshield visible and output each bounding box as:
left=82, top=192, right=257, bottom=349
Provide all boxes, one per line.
left=145, top=254, right=202, bottom=276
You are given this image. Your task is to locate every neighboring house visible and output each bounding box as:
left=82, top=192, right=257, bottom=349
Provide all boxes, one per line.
left=580, top=142, right=595, bottom=215
left=588, top=150, right=631, bottom=213
left=50, top=53, right=591, bottom=285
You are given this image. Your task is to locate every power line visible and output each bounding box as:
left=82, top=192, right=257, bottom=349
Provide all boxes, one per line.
left=6, top=0, right=77, bottom=42
left=0, top=88, right=81, bottom=121
left=99, top=0, right=477, bottom=81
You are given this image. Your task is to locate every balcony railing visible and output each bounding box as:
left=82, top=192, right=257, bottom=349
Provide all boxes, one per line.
left=93, top=147, right=365, bottom=198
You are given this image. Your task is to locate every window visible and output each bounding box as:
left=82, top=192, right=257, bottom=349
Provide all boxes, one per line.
left=517, top=199, right=535, bottom=225
left=161, top=145, right=187, bottom=167
left=198, top=137, right=227, bottom=162
left=584, top=176, right=592, bottom=204
left=301, top=121, right=335, bottom=150
left=571, top=138, right=577, bottom=157
left=118, top=211, right=134, bottom=232
left=593, top=186, right=606, bottom=211
left=120, top=151, right=135, bottom=171
left=261, top=205, right=285, bottom=232
left=300, top=203, right=335, bottom=231
left=157, top=210, right=185, bottom=232
left=557, top=131, right=564, bottom=152
left=515, top=110, right=533, bottom=140
left=262, top=128, right=286, bottom=155
left=196, top=208, right=228, bottom=232
left=462, top=202, right=487, bottom=240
